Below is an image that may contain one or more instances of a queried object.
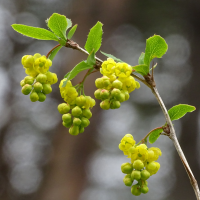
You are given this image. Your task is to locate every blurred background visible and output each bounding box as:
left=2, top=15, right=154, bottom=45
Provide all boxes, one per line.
left=0, top=0, right=199, bottom=199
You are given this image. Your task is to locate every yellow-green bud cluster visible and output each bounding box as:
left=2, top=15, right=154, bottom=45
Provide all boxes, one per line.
left=119, top=134, right=162, bottom=196
left=20, top=72, right=58, bottom=102
left=95, top=58, right=140, bottom=110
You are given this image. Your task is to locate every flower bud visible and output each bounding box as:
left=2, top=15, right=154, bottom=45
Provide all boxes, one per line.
left=24, top=76, right=34, bottom=85
left=62, top=121, right=73, bottom=128
left=79, top=126, right=84, bottom=133
left=62, top=113, right=72, bottom=123
left=58, top=103, right=70, bottom=114
left=123, top=174, right=133, bottom=187
left=21, top=84, right=32, bottom=95
left=20, top=80, right=25, bottom=87
left=141, top=170, right=150, bottom=180
left=118, top=93, right=125, bottom=102
left=76, top=95, right=86, bottom=107
left=131, top=170, right=141, bottom=181
left=100, top=99, right=110, bottom=110
left=131, top=185, right=141, bottom=196
left=141, top=185, right=149, bottom=194
left=121, top=163, right=133, bottom=174
left=95, top=78, right=104, bottom=88
left=73, top=118, right=82, bottom=126
left=133, top=160, right=144, bottom=170
left=111, top=88, right=121, bottom=99
left=36, top=74, right=47, bottom=84
left=72, top=106, right=82, bottom=117
left=42, top=84, right=52, bottom=94
left=135, top=81, right=140, bottom=89
left=69, top=125, right=79, bottom=136
left=46, top=72, right=58, bottom=84
left=112, top=79, right=123, bottom=89
left=102, top=76, right=111, bottom=87
left=38, top=92, right=46, bottom=102
left=30, top=92, right=39, bottom=102
left=80, top=117, right=90, bottom=127
left=82, top=109, right=92, bottom=119
left=110, top=100, right=120, bottom=109
left=94, top=89, right=102, bottom=100
left=123, top=90, right=130, bottom=101
left=100, top=89, right=110, bottom=100
left=22, top=55, right=34, bottom=68
left=33, top=82, right=43, bottom=92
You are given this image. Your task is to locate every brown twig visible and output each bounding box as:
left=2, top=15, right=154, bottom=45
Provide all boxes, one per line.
left=46, top=44, right=61, bottom=58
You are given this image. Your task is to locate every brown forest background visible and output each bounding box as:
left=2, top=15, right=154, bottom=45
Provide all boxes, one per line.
left=0, top=0, right=200, bottom=200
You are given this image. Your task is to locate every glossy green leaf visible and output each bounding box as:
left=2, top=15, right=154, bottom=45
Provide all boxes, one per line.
left=85, top=21, right=103, bottom=53
left=48, top=13, right=68, bottom=40
left=144, top=35, right=168, bottom=66
left=48, top=45, right=62, bottom=61
left=11, top=24, right=59, bottom=41
left=168, top=104, right=196, bottom=121
left=67, top=24, right=78, bottom=39
left=87, top=50, right=96, bottom=65
left=100, top=51, right=123, bottom=62
left=149, top=128, right=163, bottom=144
left=138, top=52, right=145, bottom=65
left=62, top=61, right=93, bottom=87
left=132, top=64, right=149, bottom=76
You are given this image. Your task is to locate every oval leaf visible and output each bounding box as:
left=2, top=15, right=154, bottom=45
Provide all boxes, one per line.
left=132, top=64, right=149, bottom=76
left=67, top=24, right=78, bottom=39
left=168, top=104, right=196, bottom=121
left=149, top=128, right=163, bottom=144
left=85, top=21, right=103, bottom=53
left=100, top=51, right=123, bottom=62
left=144, top=35, right=168, bottom=66
left=138, top=52, right=145, bottom=65
left=12, top=24, right=59, bottom=41
left=87, top=50, right=96, bottom=65
left=48, top=13, right=68, bottom=40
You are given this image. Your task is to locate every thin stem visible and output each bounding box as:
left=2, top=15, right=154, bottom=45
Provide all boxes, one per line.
left=46, top=44, right=61, bottom=58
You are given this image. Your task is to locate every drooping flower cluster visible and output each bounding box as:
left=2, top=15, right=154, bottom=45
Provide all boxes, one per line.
left=20, top=53, right=58, bottom=102
left=94, top=58, right=140, bottom=110
left=119, top=134, right=162, bottom=196
left=58, top=79, right=95, bottom=135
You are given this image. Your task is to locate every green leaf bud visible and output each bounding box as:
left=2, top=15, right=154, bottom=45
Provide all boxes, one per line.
left=141, top=185, right=149, bottom=194
left=80, top=117, right=90, bottom=127
left=76, top=95, right=86, bottom=107
left=112, top=79, right=123, bottom=89
left=20, top=80, right=25, bottom=87
left=95, top=78, right=104, bottom=88
left=33, top=82, right=43, bottom=92
left=30, top=92, right=39, bottom=102
left=141, top=170, right=150, bottom=180
left=133, top=160, right=144, bottom=170
left=123, top=174, right=133, bottom=187
left=121, top=162, right=133, bottom=174
left=62, top=113, right=72, bottom=123
left=58, top=103, right=70, bottom=114
left=38, top=92, right=46, bottom=102
left=131, top=170, right=141, bottom=181
left=100, top=89, right=110, bottom=100
left=24, top=76, right=34, bottom=85
left=72, top=106, right=82, bottom=117
left=42, top=84, right=52, bottom=94
left=131, top=185, right=141, bottom=196
left=36, top=74, right=47, bottom=84
left=94, top=89, right=102, bottom=100
left=73, top=118, right=82, bottom=126
left=62, top=120, right=73, bottom=128
left=82, top=108, right=92, bottom=119
left=100, top=99, right=110, bottom=110
left=111, top=88, right=121, bottom=99
left=69, top=125, right=79, bottom=136
left=110, top=100, right=121, bottom=109
left=21, top=84, right=32, bottom=95
left=79, top=126, right=84, bottom=133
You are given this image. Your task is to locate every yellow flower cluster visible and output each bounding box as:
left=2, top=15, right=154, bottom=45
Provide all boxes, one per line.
left=119, top=133, right=162, bottom=196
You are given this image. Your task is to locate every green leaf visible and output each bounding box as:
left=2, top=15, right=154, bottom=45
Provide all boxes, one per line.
left=168, top=104, right=196, bottom=121
left=85, top=21, right=103, bottom=53
left=62, top=61, right=93, bottom=87
left=67, top=24, right=78, bottom=39
left=100, top=51, right=123, bottom=62
left=48, top=13, right=68, bottom=40
left=48, top=45, right=62, bottom=61
left=67, top=18, right=72, bottom=30
left=150, top=63, right=157, bottom=71
left=132, top=64, right=149, bottom=76
left=138, top=52, right=145, bottom=65
left=87, top=50, right=96, bottom=65
left=11, top=24, right=59, bottom=41
left=149, top=128, right=163, bottom=144
left=144, top=35, right=168, bottom=66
